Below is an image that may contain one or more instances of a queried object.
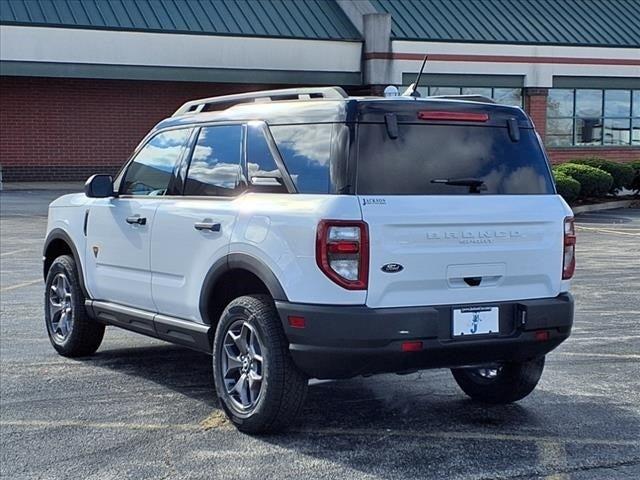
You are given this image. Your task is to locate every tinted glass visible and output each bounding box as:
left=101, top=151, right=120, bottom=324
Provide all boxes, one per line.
left=357, top=124, right=554, bottom=195
left=462, top=87, right=492, bottom=98
left=247, top=124, right=281, bottom=180
left=121, top=128, right=191, bottom=196
left=270, top=124, right=332, bottom=194
left=633, top=91, right=640, bottom=117
left=430, top=87, right=461, bottom=96
left=548, top=89, right=573, bottom=117
left=546, top=118, right=573, bottom=146
left=575, top=89, right=602, bottom=117
left=632, top=119, right=640, bottom=145
left=493, top=88, right=522, bottom=106
left=605, top=90, right=631, bottom=117
left=184, top=125, right=243, bottom=196
left=603, top=118, right=631, bottom=145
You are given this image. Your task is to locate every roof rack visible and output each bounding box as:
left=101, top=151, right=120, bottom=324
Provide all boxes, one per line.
left=172, top=86, right=348, bottom=117
left=427, top=94, right=496, bottom=104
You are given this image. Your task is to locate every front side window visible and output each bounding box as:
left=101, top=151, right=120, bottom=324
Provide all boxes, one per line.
left=270, top=124, right=332, bottom=194
left=121, top=128, right=192, bottom=196
left=546, top=88, right=639, bottom=147
left=184, top=125, right=243, bottom=196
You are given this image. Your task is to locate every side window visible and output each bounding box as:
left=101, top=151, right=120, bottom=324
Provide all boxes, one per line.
left=121, top=128, right=191, bottom=196
left=246, top=124, right=286, bottom=193
left=270, top=124, right=332, bottom=194
left=184, top=125, right=243, bottom=196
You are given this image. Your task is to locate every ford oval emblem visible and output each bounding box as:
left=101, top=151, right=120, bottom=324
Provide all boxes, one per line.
left=381, top=263, right=404, bottom=273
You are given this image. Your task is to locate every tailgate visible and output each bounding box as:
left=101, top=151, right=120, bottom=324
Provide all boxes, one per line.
left=360, top=195, right=569, bottom=308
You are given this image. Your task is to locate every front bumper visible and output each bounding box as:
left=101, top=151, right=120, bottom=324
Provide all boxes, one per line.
left=276, top=293, right=573, bottom=379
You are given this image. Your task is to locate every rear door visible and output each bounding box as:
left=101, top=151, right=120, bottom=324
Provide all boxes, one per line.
left=356, top=118, right=570, bottom=309
left=150, top=124, right=245, bottom=321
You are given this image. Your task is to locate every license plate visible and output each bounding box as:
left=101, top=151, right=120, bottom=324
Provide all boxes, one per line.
left=453, top=306, right=499, bottom=337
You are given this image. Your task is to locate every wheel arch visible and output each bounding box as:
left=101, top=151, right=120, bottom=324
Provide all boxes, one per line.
left=43, top=229, right=89, bottom=298
left=199, top=253, right=288, bottom=326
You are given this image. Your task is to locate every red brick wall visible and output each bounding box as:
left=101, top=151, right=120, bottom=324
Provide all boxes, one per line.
left=547, top=147, right=640, bottom=164
left=0, top=76, right=275, bottom=181
left=524, top=88, right=548, bottom=139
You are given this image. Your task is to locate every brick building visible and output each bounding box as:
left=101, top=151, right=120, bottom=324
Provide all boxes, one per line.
left=1, top=0, right=639, bottom=182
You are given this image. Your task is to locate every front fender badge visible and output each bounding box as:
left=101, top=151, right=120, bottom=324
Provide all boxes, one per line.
left=381, top=263, right=404, bottom=273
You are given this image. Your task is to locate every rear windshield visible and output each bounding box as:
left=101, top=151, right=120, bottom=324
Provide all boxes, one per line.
left=357, top=123, right=554, bottom=195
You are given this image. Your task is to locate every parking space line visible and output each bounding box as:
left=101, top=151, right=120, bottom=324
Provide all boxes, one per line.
left=2, top=421, right=639, bottom=448
left=0, top=248, right=32, bottom=257
left=0, top=279, right=42, bottom=292
left=557, top=352, right=640, bottom=359
left=575, top=225, right=640, bottom=236
left=538, top=440, right=569, bottom=480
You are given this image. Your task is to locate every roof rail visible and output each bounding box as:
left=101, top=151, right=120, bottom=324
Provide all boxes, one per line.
left=427, top=94, right=496, bottom=104
left=172, top=86, right=348, bottom=117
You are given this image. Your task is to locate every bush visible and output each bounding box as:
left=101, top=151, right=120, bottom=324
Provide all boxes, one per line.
left=630, top=160, right=640, bottom=195
left=570, top=157, right=635, bottom=193
left=553, top=163, right=613, bottom=198
left=552, top=171, right=581, bottom=203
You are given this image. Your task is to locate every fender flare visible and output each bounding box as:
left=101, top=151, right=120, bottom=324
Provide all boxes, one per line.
left=43, top=228, right=90, bottom=299
left=199, top=253, right=288, bottom=324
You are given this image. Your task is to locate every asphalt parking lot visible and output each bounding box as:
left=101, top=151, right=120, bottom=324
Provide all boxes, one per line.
left=1, top=189, right=639, bottom=480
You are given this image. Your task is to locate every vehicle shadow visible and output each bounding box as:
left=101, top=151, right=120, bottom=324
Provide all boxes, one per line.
left=81, top=343, right=640, bottom=478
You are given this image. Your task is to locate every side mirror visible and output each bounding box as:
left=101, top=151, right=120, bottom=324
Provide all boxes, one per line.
left=84, top=174, right=115, bottom=198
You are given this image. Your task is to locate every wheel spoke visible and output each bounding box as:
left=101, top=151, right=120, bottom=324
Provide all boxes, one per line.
left=224, top=353, right=243, bottom=377
left=228, top=330, right=247, bottom=355
left=232, top=373, right=250, bottom=406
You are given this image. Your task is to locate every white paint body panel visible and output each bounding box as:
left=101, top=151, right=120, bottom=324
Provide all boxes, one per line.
left=360, top=195, right=573, bottom=308
left=46, top=190, right=572, bottom=322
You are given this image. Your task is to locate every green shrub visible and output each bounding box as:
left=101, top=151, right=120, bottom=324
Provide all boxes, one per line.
left=630, top=160, right=640, bottom=194
left=552, top=171, right=581, bottom=203
left=553, top=163, right=613, bottom=198
left=570, top=157, right=635, bottom=193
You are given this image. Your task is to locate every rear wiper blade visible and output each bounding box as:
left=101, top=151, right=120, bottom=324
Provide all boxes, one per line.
left=431, top=178, right=487, bottom=193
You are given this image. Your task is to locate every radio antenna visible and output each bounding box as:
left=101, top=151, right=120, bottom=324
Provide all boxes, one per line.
left=410, top=54, right=428, bottom=97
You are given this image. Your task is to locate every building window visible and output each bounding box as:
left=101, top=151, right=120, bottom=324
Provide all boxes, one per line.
left=401, top=86, right=523, bottom=107
left=546, top=89, right=639, bottom=147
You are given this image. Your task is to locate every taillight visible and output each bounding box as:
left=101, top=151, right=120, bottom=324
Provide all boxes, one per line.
left=563, top=217, right=576, bottom=280
left=316, top=220, right=369, bottom=290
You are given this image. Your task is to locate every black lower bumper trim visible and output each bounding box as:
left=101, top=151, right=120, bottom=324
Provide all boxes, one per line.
left=276, top=294, right=573, bottom=379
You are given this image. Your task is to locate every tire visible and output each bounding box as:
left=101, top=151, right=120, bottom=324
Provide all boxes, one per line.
left=451, top=356, right=545, bottom=404
left=44, top=255, right=105, bottom=357
left=212, top=295, right=308, bottom=433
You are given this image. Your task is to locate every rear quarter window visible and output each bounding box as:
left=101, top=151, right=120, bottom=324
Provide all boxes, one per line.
left=270, top=124, right=332, bottom=194
left=357, top=123, right=554, bottom=195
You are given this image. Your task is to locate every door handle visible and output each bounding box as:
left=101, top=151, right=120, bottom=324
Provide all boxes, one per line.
left=126, top=215, right=147, bottom=225
left=194, top=220, right=221, bottom=232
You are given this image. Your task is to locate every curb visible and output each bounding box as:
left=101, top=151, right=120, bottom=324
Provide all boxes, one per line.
left=572, top=199, right=636, bottom=214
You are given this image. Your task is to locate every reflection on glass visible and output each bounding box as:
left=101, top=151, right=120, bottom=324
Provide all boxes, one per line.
left=461, top=87, right=492, bottom=98
left=603, top=118, right=631, bottom=145
left=632, top=119, right=640, bottom=145
left=357, top=124, right=554, bottom=195
left=429, top=87, right=461, bottom=96
left=605, top=90, right=631, bottom=117
left=576, top=118, right=602, bottom=145
left=633, top=91, right=640, bottom=117
left=493, top=88, right=522, bottom=106
left=270, top=124, right=332, bottom=194
left=575, top=89, right=602, bottom=117
left=546, top=118, right=573, bottom=147
left=547, top=89, right=574, bottom=117
left=184, top=125, right=242, bottom=196
left=122, top=128, right=191, bottom=196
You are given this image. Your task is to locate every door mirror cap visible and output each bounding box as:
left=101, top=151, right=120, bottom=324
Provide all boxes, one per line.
left=85, top=174, right=115, bottom=198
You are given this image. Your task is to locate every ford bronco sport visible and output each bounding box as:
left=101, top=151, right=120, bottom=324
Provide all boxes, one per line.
left=43, top=87, right=575, bottom=433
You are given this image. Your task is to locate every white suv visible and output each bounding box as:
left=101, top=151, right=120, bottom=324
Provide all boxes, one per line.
left=43, top=87, right=575, bottom=433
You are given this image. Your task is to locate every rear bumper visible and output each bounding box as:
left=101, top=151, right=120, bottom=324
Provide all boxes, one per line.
left=276, top=293, right=573, bottom=379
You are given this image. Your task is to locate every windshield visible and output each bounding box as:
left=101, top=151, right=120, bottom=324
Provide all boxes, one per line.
left=356, top=123, right=555, bottom=195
